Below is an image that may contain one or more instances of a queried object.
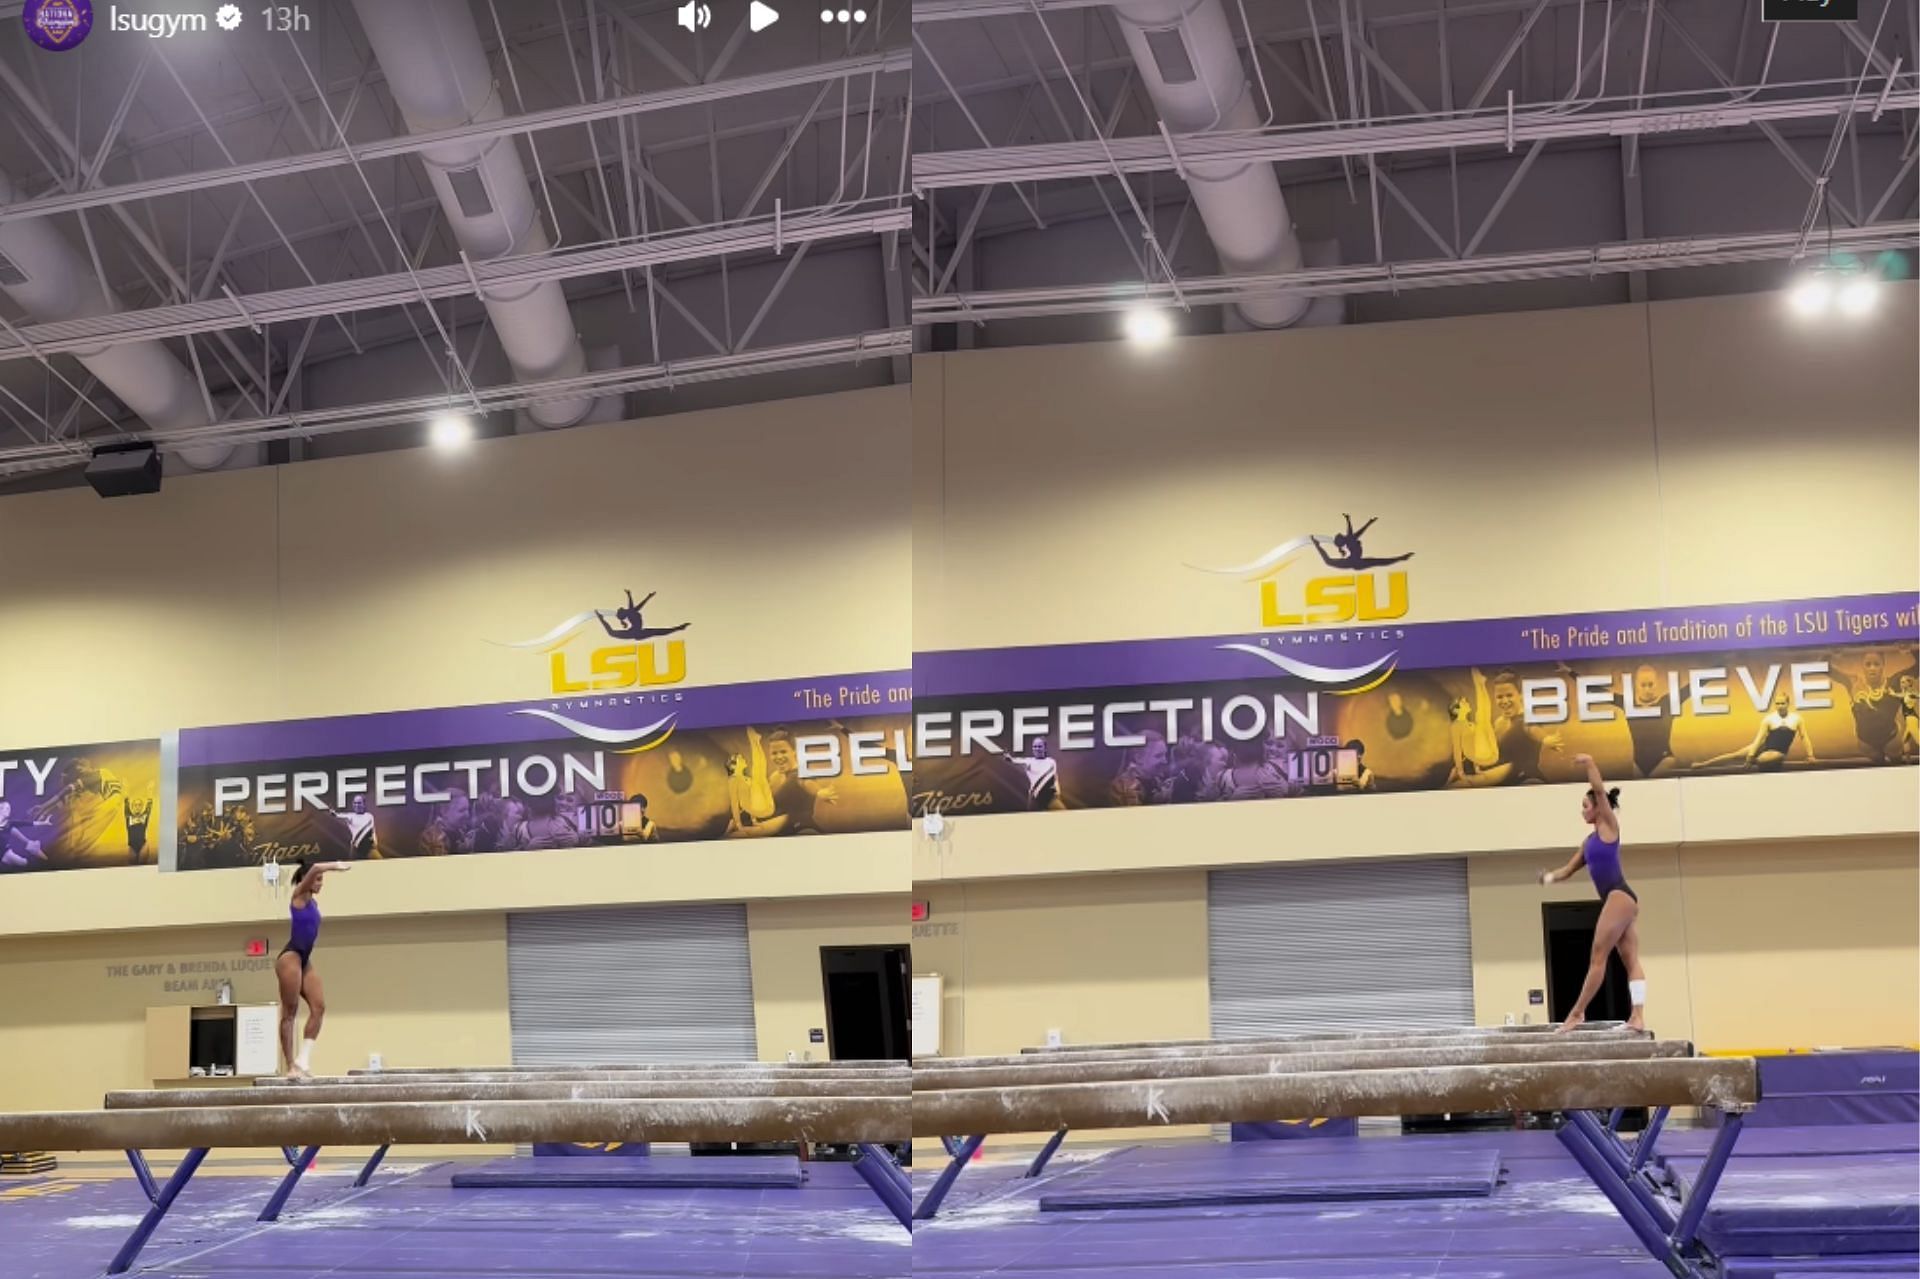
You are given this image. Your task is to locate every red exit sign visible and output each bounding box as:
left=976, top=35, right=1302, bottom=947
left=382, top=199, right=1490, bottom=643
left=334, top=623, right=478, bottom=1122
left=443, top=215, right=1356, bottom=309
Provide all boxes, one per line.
left=910, top=901, right=929, bottom=923
left=245, top=938, right=269, bottom=958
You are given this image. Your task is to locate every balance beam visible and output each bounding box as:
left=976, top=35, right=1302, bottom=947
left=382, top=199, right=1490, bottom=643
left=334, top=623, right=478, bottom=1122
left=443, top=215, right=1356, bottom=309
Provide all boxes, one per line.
left=913, top=1037, right=1693, bottom=1091
left=0, top=1096, right=910, bottom=1151
left=110, top=1077, right=908, bottom=1109
left=350, top=1060, right=896, bottom=1074
left=955, top=1028, right=1647, bottom=1068
left=285, top=1069, right=907, bottom=1087
left=910, top=1058, right=1757, bottom=1136
left=1020, top=1022, right=1628, bottom=1054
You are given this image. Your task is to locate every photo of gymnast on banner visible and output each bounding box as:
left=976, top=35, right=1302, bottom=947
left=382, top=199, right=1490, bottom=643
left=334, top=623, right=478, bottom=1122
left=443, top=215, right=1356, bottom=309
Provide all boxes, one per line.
left=0, top=740, right=162, bottom=872
left=907, top=593, right=1918, bottom=817
left=174, top=670, right=912, bottom=868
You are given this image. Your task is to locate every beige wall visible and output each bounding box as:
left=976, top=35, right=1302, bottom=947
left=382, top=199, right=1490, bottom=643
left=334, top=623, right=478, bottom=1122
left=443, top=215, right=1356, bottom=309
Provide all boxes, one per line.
left=0, top=913, right=510, bottom=1155
left=913, top=290, right=1918, bottom=647
left=912, top=871, right=1210, bottom=1148
left=1471, top=835, right=1920, bottom=1052
left=747, top=894, right=911, bottom=1063
left=2, top=893, right=904, bottom=1128
left=0, top=386, right=912, bottom=934
left=912, top=289, right=1919, bottom=1075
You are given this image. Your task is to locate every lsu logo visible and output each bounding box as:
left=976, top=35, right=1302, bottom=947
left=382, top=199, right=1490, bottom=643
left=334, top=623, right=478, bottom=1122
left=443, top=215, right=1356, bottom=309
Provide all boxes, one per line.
left=1262, top=572, right=1408, bottom=627
left=1195, top=515, right=1414, bottom=629
left=498, top=588, right=690, bottom=694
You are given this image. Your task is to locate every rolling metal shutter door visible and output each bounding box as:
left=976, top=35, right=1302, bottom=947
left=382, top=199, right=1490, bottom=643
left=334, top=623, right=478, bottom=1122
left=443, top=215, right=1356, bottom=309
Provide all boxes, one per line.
left=507, top=903, right=758, bottom=1065
left=1209, top=858, right=1475, bottom=1038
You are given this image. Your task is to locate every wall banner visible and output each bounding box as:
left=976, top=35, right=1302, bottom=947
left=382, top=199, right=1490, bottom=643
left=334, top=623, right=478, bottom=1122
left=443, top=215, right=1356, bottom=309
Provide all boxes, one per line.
left=0, top=740, right=162, bottom=873
left=176, top=671, right=912, bottom=869
left=905, top=593, right=1918, bottom=817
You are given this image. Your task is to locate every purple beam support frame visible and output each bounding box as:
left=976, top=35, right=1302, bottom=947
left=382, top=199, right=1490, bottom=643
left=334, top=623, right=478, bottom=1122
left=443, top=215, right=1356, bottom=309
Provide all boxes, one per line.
left=1631, top=1106, right=1671, bottom=1172
left=913, top=1133, right=986, bottom=1222
left=1024, top=1127, right=1069, bottom=1177
left=258, top=1144, right=322, bottom=1222
left=852, top=1144, right=913, bottom=1230
left=1566, top=1110, right=1674, bottom=1232
left=1556, top=1121, right=1677, bottom=1266
left=940, top=1135, right=960, bottom=1157
left=353, top=1144, right=390, bottom=1188
left=1670, top=1112, right=1745, bottom=1254
left=282, top=1146, right=300, bottom=1165
left=108, top=1147, right=209, bottom=1276
left=124, top=1150, right=158, bottom=1204
left=1608, top=1107, right=1627, bottom=1133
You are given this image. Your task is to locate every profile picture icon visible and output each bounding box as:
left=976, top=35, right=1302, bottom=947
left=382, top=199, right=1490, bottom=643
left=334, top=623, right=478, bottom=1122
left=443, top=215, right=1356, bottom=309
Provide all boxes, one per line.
left=23, top=0, right=92, bottom=50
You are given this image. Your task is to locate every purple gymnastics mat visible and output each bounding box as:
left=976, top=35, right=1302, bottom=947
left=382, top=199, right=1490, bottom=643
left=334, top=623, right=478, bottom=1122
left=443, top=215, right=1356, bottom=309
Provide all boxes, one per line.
left=1658, top=1124, right=1919, bottom=1161
left=1705, top=1052, right=1920, bottom=1129
left=1035, top=1145, right=1502, bottom=1211
left=0, top=1160, right=908, bottom=1279
left=1668, top=1152, right=1920, bottom=1257
left=915, top=1142, right=1671, bottom=1277
left=449, top=1153, right=804, bottom=1189
left=1720, top=1262, right=1920, bottom=1277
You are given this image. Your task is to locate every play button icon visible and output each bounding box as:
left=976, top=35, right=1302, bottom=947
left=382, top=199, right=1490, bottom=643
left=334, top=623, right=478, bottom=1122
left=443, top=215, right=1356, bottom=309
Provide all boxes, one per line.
left=750, top=1, right=779, bottom=30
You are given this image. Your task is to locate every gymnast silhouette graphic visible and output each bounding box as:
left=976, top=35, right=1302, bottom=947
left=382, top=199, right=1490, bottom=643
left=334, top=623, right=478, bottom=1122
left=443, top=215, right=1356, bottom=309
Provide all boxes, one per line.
left=596, top=589, right=690, bottom=642
left=1311, top=514, right=1415, bottom=571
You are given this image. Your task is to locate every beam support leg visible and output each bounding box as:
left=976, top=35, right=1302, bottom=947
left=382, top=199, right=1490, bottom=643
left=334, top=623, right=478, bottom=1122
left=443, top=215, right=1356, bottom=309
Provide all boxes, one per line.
left=258, top=1144, right=322, bottom=1222
left=1630, top=1105, right=1670, bottom=1172
left=1670, top=1112, right=1744, bottom=1255
left=353, top=1145, right=390, bottom=1189
left=108, top=1147, right=209, bottom=1276
left=852, top=1143, right=913, bottom=1230
left=124, top=1149, right=158, bottom=1204
left=1566, top=1109, right=1674, bottom=1232
left=1024, top=1127, right=1069, bottom=1178
left=913, top=1133, right=985, bottom=1222
left=1557, top=1120, right=1677, bottom=1267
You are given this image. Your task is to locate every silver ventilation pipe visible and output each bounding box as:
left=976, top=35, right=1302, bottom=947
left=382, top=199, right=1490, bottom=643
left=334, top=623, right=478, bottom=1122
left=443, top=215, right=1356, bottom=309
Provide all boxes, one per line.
left=0, top=168, right=246, bottom=469
left=1111, top=0, right=1310, bottom=329
left=352, top=0, right=601, bottom=429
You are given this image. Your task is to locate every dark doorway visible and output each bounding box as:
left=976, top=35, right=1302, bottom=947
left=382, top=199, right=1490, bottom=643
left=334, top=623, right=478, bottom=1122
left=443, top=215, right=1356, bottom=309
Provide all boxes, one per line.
left=1543, top=901, right=1645, bottom=1129
left=1542, top=901, right=1633, bottom=1024
left=820, top=945, right=909, bottom=1061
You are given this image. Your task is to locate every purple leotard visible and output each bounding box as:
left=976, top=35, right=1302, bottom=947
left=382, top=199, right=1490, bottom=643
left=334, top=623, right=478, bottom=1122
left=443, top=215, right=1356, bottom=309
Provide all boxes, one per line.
left=1584, top=831, right=1635, bottom=903
left=283, top=897, right=321, bottom=969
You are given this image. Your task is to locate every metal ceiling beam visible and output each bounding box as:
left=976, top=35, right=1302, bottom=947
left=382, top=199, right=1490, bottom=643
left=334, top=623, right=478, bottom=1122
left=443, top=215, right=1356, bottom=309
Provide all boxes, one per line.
left=0, top=205, right=909, bottom=362
left=0, top=50, right=911, bottom=227
left=912, top=85, right=1919, bottom=189
left=0, top=330, right=913, bottom=476
left=912, top=221, right=1920, bottom=323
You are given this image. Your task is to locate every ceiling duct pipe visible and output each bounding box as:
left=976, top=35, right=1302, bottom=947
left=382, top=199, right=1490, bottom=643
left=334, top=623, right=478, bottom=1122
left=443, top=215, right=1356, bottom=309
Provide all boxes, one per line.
left=352, top=0, right=600, bottom=429
left=1111, top=0, right=1309, bottom=329
left=0, top=168, right=244, bottom=470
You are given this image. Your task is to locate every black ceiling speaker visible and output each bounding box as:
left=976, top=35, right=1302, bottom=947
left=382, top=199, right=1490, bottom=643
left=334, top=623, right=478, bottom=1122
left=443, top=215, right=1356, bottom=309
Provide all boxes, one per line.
left=84, top=441, right=162, bottom=498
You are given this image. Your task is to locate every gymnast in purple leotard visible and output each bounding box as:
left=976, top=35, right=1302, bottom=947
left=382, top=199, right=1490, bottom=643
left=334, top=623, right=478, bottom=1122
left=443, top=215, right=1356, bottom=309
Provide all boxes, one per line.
left=277, top=858, right=351, bottom=1079
left=1539, top=755, right=1647, bottom=1034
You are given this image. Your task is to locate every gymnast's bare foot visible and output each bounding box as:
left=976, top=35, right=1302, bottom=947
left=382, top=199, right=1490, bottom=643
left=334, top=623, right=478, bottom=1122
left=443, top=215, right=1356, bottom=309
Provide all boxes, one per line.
left=1626, top=1009, right=1646, bottom=1034
left=1556, top=1012, right=1586, bottom=1035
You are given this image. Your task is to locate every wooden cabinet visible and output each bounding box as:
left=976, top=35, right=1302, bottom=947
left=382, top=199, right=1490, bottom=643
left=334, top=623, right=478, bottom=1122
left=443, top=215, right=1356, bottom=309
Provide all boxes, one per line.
left=145, top=1004, right=280, bottom=1083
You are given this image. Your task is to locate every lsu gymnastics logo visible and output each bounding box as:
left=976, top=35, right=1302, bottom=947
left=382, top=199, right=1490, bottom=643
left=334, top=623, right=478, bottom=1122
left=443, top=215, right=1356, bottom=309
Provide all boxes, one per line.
left=22, top=0, right=93, bottom=50
left=490, top=588, right=688, bottom=748
left=1193, top=514, right=1413, bottom=628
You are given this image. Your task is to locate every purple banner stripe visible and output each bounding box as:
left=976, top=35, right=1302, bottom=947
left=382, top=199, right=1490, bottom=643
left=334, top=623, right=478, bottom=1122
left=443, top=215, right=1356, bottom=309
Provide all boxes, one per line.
left=180, top=671, right=913, bottom=767
left=913, top=593, right=1920, bottom=698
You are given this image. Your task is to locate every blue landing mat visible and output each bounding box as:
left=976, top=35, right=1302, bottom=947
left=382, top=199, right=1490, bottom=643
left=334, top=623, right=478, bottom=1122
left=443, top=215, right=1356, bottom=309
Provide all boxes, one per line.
left=1658, top=1124, right=1919, bottom=1161
left=1669, top=1153, right=1920, bottom=1257
left=1035, top=1147, right=1502, bottom=1212
left=449, top=1153, right=804, bottom=1189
